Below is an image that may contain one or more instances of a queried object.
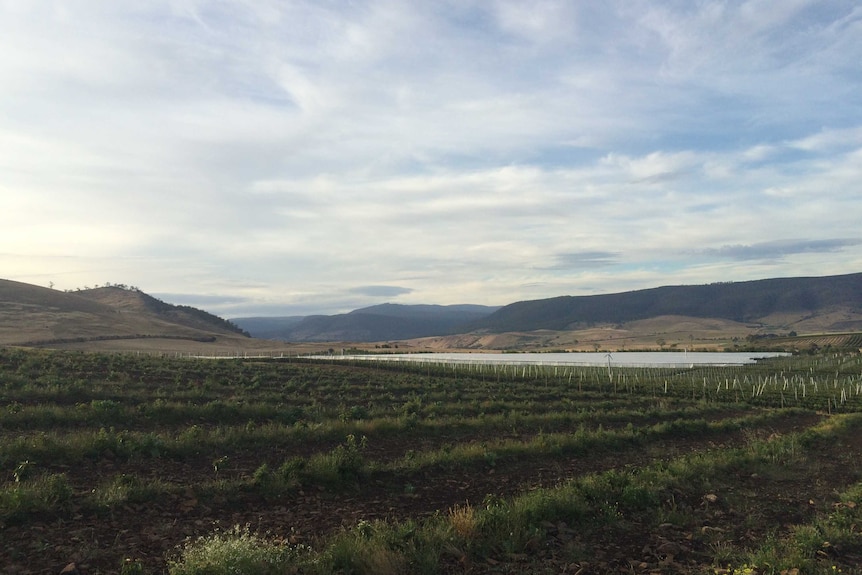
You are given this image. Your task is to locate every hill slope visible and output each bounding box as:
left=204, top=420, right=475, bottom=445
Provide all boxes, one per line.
left=470, top=272, right=862, bottom=333
left=0, top=280, right=248, bottom=347
left=78, top=287, right=249, bottom=336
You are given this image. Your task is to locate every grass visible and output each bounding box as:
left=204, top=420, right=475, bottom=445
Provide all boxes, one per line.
left=739, top=479, right=862, bottom=573
left=91, top=474, right=171, bottom=508
left=0, top=472, right=73, bottom=523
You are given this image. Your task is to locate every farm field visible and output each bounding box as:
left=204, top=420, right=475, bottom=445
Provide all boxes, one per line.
left=2, top=349, right=862, bottom=574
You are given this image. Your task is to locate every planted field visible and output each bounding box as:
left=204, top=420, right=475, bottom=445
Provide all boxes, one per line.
left=2, top=349, right=862, bottom=574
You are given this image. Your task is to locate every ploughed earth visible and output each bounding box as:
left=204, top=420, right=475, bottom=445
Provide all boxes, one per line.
left=6, top=411, right=862, bottom=574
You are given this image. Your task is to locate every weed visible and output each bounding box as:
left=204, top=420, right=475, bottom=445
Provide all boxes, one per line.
left=449, top=504, right=477, bottom=540
left=91, top=474, right=167, bottom=507
left=212, top=455, right=229, bottom=478
left=278, top=456, right=307, bottom=478
left=252, top=463, right=299, bottom=499
left=168, top=525, right=309, bottom=575
left=339, top=405, right=369, bottom=422
left=321, top=519, right=440, bottom=575
left=0, top=473, right=73, bottom=521
left=301, top=434, right=367, bottom=488
left=119, top=558, right=145, bottom=575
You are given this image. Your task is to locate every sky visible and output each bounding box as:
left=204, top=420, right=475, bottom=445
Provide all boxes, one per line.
left=2, top=1, right=861, bottom=318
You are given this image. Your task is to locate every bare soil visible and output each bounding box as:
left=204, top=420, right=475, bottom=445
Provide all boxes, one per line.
left=2, top=412, right=844, bottom=575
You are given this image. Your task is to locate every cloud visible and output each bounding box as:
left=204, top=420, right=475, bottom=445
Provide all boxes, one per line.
left=347, top=285, right=413, bottom=297
left=546, top=252, right=621, bottom=270
left=697, top=239, right=862, bottom=261
left=1, top=2, right=861, bottom=317
left=151, top=293, right=251, bottom=306
left=789, top=126, right=862, bottom=152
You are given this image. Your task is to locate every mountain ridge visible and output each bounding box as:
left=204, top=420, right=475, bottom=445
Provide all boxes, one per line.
left=468, top=272, right=862, bottom=333
left=232, top=272, right=862, bottom=343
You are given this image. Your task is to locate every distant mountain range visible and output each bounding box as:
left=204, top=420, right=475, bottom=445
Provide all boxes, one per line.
left=233, top=303, right=500, bottom=342
left=233, top=272, right=862, bottom=342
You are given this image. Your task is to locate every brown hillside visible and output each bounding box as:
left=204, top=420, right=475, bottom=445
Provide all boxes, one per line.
left=74, top=285, right=153, bottom=311
left=756, top=308, right=862, bottom=333
left=398, top=312, right=862, bottom=352
left=0, top=280, right=245, bottom=349
left=0, top=279, right=111, bottom=315
left=76, top=286, right=246, bottom=335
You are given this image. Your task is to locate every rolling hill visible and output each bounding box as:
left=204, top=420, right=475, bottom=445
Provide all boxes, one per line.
left=0, top=280, right=249, bottom=348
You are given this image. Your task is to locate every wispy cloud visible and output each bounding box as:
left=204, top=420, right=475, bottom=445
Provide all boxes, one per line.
left=348, top=285, right=414, bottom=298
left=546, top=252, right=621, bottom=270
left=697, top=239, right=862, bottom=262
left=152, top=293, right=251, bottom=306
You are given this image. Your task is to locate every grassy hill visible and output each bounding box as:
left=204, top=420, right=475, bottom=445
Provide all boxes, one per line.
left=0, top=280, right=250, bottom=349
